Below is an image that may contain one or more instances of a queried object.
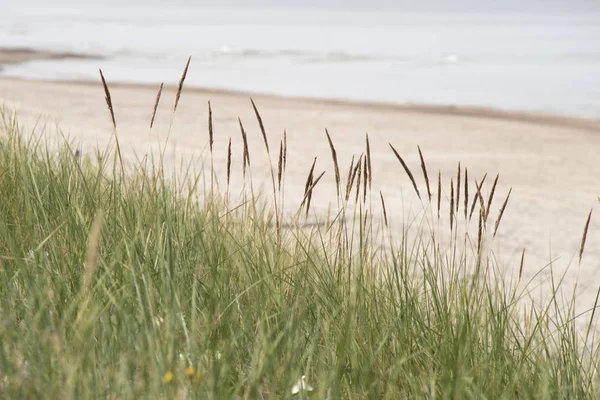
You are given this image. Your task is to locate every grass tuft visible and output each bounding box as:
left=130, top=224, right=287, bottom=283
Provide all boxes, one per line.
left=0, top=77, right=598, bottom=399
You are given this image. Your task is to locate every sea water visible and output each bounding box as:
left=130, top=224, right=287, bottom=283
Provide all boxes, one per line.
left=1, top=0, right=599, bottom=117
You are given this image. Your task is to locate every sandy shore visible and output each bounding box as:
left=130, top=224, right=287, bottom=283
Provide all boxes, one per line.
left=1, top=59, right=600, bottom=331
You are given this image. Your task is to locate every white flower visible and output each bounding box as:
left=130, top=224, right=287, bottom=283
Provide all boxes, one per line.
left=291, top=375, right=313, bottom=395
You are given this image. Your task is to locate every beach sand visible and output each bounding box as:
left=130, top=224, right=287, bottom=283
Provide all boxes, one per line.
left=1, top=49, right=600, bottom=332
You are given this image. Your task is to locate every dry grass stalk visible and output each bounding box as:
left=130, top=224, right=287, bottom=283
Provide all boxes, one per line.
left=304, top=157, right=317, bottom=197
left=355, top=155, right=363, bottom=204
left=417, top=146, right=431, bottom=201
left=345, top=155, right=356, bottom=201
left=485, top=174, right=500, bottom=222
left=301, top=170, right=327, bottom=214
left=306, top=172, right=318, bottom=216
left=477, top=208, right=484, bottom=254
left=207, top=101, right=215, bottom=196
left=83, top=211, right=104, bottom=294
left=366, top=134, right=373, bottom=189
left=579, top=209, right=593, bottom=264
left=149, top=82, right=163, bottom=129
left=347, top=154, right=362, bottom=203
left=174, top=56, right=191, bottom=112
left=351, top=154, right=362, bottom=187
left=325, top=129, right=341, bottom=198
left=477, top=183, right=486, bottom=218
left=519, top=249, right=526, bottom=280
left=469, top=173, right=488, bottom=220
left=380, top=191, right=388, bottom=227
left=464, top=168, right=469, bottom=220
left=250, top=98, right=270, bottom=153
left=450, top=179, right=455, bottom=232
left=389, top=144, right=421, bottom=200
left=208, top=101, right=214, bottom=153
left=456, top=162, right=461, bottom=213
left=238, top=118, right=250, bottom=179
left=99, top=69, right=116, bottom=129
left=362, top=156, right=368, bottom=203
left=277, top=140, right=283, bottom=191
left=437, top=171, right=442, bottom=220
left=493, top=188, right=512, bottom=237
left=226, top=138, right=232, bottom=188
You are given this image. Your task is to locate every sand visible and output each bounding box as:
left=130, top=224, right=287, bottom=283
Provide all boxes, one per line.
left=1, top=49, right=600, bottom=332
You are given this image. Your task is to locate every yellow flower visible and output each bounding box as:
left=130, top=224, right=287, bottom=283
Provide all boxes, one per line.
left=163, top=371, right=174, bottom=383
left=184, top=367, right=195, bottom=378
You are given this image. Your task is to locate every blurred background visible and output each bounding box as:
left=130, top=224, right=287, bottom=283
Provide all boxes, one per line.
left=1, top=0, right=599, bottom=117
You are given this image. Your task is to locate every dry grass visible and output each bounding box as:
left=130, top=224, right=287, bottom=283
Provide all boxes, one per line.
left=173, top=56, right=191, bottom=113
left=389, top=143, right=421, bottom=200
left=485, top=173, right=500, bottom=223
left=519, top=248, right=526, bottom=280
left=417, top=145, right=432, bottom=201
left=380, top=191, right=388, bottom=227
left=226, top=137, right=232, bottom=190
left=493, top=188, right=512, bottom=237
left=450, top=178, right=455, bottom=232
left=99, top=69, right=116, bottom=129
left=580, top=209, right=593, bottom=263
left=464, top=168, right=469, bottom=219
left=94, top=57, right=595, bottom=272
left=456, top=162, right=461, bottom=214
left=149, top=82, right=163, bottom=129
left=345, top=155, right=356, bottom=202
left=354, top=154, right=363, bottom=204
left=366, top=134, right=373, bottom=190
left=238, top=118, right=250, bottom=179
left=437, top=171, right=442, bottom=219
left=325, top=129, right=341, bottom=199
left=470, top=174, right=488, bottom=220
left=277, top=139, right=284, bottom=191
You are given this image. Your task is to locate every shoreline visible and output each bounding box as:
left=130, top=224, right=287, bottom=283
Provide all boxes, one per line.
left=0, top=47, right=598, bottom=132
left=4, top=76, right=599, bottom=134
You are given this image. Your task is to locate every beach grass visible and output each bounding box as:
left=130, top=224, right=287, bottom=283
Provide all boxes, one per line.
left=0, top=77, right=599, bottom=399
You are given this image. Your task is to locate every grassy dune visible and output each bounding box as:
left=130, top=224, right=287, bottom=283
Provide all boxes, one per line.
left=0, top=69, right=598, bottom=399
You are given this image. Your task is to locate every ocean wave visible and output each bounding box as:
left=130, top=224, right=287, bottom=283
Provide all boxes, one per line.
left=102, top=45, right=394, bottom=64
left=98, top=45, right=474, bottom=67
left=215, top=46, right=396, bottom=64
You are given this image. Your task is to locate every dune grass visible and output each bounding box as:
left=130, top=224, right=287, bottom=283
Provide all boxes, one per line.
left=0, top=70, right=599, bottom=399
